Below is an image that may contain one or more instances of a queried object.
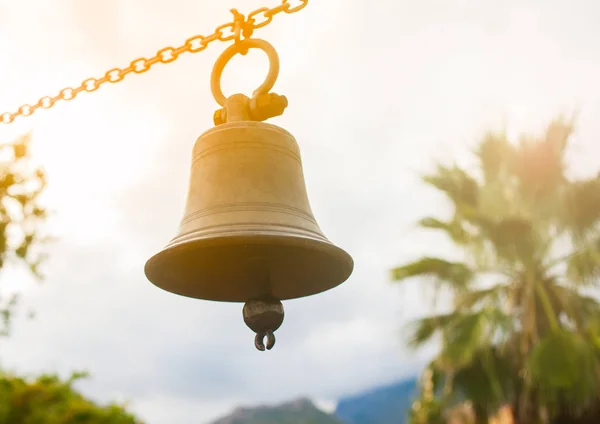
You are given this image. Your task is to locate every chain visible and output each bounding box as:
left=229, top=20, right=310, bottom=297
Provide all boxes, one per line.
left=0, top=0, right=308, bottom=125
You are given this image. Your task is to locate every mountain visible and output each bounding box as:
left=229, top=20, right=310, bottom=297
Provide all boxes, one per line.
left=209, top=377, right=419, bottom=424
left=210, top=397, right=343, bottom=424
left=334, top=378, right=418, bottom=424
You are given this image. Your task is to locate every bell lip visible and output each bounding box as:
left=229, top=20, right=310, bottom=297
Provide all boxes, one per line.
left=144, top=234, right=354, bottom=303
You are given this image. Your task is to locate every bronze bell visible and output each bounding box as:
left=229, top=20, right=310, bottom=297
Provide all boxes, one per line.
left=144, top=39, right=353, bottom=350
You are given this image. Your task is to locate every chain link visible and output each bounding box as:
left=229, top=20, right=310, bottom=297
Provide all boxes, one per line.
left=1, top=0, right=308, bottom=125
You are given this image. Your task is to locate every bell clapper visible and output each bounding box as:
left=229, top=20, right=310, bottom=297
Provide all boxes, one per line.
left=243, top=297, right=285, bottom=351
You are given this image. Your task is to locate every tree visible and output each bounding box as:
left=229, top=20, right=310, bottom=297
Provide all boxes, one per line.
left=0, top=133, right=47, bottom=338
left=0, top=134, right=143, bottom=423
left=391, top=118, right=600, bottom=423
left=408, top=368, right=445, bottom=424
left=0, top=371, right=142, bottom=424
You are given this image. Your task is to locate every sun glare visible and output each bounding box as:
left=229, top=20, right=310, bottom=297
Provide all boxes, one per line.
left=1, top=64, right=169, bottom=245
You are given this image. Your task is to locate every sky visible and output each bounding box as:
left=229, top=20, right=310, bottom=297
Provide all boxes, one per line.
left=1, top=0, right=600, bottom=422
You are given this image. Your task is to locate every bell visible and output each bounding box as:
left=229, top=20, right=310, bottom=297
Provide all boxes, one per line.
left=144, top=38, right=353, bottom=350
left=144, top=117, right=353, bottom=301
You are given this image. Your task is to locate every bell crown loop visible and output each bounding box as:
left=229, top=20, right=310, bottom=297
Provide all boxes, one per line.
left=211, top=39, right=289, bottom=125
left=211, top=38, right=279, bottom=106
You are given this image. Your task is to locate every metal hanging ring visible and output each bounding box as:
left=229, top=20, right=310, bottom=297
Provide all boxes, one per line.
left=255, top=331, right=276, bottom=351
left=210, top=38, right=280, bottom=107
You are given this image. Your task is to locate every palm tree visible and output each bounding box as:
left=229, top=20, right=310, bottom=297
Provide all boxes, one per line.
left=391, top=117, right=600, bottom=423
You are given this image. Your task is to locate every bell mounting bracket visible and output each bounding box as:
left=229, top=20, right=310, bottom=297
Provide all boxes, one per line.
left=211, top=38, right=288, bottom=125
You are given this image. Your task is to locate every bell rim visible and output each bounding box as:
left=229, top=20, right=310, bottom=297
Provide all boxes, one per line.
left=144, top=234, right=354, bottom=303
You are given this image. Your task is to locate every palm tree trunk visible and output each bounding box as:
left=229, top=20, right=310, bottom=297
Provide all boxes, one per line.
left=518, top=268, right=538, bottom=423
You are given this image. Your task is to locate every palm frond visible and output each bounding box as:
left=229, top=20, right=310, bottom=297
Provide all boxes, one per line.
left=430, top=309, right=515, bottom=371
left=478, top=217, right=541, bottom=265
left=514, top=123, right=569, bottom=199
left=566, top=236, right=600, bottom=284
left=547, top=284, right=600, bottom=330
left=422, top=164, right=479, bottom=209
left=418, top=217, right=473, bottom=246
left=406, top=313, right=460, bottom=349
left=584, top=319, right=600, bottom=351
left=451, top=346, right=518, bottom=412
left=439, top=310, right=507, bottom=367
left=544, top=115, right=574, bottom=154
left=561, top=176, right=600, bottom=237
left=527, top=330, right=599, bottom=408
left=475, top=131, right=516, bottom=183
left=391, top=257, right=474, bottom=291
left=454, top=284, right=511, bottom=310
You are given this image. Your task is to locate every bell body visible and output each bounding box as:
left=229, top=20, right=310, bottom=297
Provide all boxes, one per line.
left=144, top=121, right=353, bottom=302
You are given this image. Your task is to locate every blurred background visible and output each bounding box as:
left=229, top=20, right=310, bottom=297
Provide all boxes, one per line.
left=1, top=0, right=600, bottom=423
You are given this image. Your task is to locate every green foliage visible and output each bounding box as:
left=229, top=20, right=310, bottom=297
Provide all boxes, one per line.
left=391, top=117, right=600, bottom=422
left=563, top=177, right=600, bottom=236
left=0, top=133, right=47, bottom=275
left=0, top=133, right=48, bottom=338
left=0, top=371, right=142, bottom=424
left=451, top=347, right=517, bottom=413
left=528, top=331, right=597, bottom=400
